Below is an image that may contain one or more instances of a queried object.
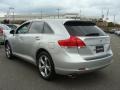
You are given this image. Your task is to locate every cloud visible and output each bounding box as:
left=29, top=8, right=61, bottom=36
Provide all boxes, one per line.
left=0, top=0, right=120, bottom=23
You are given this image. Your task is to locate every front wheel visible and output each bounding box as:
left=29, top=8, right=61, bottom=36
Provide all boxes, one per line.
left=37, top=51, right=55, bottom=81
left=5, top=42, right=13, bottom=59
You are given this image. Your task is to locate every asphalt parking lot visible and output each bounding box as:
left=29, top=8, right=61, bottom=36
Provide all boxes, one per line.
left=0, top=34, right=120, bottom=90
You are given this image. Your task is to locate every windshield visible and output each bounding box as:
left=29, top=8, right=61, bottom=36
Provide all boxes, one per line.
left=7, top=25, right=17, bottom=30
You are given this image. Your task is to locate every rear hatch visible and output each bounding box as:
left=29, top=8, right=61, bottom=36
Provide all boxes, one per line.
left=64, top=21, right=111, bottom=60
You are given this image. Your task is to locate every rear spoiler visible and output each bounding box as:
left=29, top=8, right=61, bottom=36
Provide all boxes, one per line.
left=64, top=21, right=96, bottom=26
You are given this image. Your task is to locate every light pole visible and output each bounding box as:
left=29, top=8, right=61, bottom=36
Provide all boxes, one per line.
left=80, top=9, right=82, bottom=19
left=8, top=7, right=15, bottom=23
left=101, top=8, right=104, bottom=19
left=41, top=9, right=43, bottom=19
left=0, top=9, right=5, bottom=18
left=106, top=8, right=109, bottom=21
left=57, top=8, right=61, bottom=19
left=113, top=15, right=116, bottom=26
left=10, top=7, right=15, bottom=22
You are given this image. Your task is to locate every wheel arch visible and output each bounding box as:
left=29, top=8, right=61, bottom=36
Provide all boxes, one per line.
left=36, top=48, right=56, bottom=80
left=36, top=48, right=54, bottom=64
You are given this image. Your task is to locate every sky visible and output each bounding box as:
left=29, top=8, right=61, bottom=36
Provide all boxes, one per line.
left=0, top=0, right=120, bottom=23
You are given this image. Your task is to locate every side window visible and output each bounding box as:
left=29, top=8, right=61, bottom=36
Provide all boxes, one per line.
left=29, top=21, right=44, bottom=33
left=43, top=23, right=53, bottom=34
left=17, top=23, right=30, bottom=34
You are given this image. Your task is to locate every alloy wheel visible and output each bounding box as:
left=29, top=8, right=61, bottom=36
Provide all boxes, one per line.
left=38, top=55, right=52, bottom=78
left=5, top=44, right=11, bottom=58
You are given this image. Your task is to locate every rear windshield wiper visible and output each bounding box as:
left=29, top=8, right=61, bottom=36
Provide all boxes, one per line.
left=85, top=33, right=100, bottom=36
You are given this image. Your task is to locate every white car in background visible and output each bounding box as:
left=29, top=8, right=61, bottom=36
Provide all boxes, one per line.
left=109, top=29, right=116, bottom=34
left=115, top=31, right=120, bottom=36
left=0, top=24, right=11, bottom=44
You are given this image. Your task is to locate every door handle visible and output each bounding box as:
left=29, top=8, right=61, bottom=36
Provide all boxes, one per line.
left=35, top=36, right=40, bottom=40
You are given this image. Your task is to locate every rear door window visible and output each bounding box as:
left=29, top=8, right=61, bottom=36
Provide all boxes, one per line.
left=43, top=23, right=54, bottom=34
left=29, top=21, right=44, bottom=34
left=64, top=21, right=106, bottom=36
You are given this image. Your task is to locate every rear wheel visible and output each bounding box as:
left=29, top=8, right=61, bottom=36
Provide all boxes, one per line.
left=37, top=51, right=55, bottom=81
left=5, top=42, right=13, bottom=59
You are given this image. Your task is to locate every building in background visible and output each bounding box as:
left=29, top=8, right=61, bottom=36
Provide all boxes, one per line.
left=2, top=13, right=99, bottom=21
left=96, top=18, right=108, bottom=27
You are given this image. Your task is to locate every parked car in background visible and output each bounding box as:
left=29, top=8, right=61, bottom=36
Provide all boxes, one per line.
left=0, top=24, right=11, bottom=44
left=6, top=24, right=18, bottom=30
left=5, top=19, right=113, bottom=80
left=115, top=30, right=120, bottom=36
left=109, top=29, right=117, bottom=34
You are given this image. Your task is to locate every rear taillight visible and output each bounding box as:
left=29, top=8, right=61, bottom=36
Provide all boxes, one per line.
left=0, top=28, right=3, bottom=35
left=58, top=36, right=86, bottom=48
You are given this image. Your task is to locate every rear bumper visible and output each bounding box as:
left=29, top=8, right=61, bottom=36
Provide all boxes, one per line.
left=55, top=54, right=113, bottom=75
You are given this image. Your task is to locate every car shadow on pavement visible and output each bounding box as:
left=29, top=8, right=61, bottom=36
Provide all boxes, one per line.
left=51, top=71, right=109, bottom=88
left=7, top=54, right=109, bottom=87
left=9, top=56, right=39, bottom=73
left=13, top=56, right=108, bottom=80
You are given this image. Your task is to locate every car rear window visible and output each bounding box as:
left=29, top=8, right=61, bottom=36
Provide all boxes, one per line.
left=64, top=21, right=106, bottom=36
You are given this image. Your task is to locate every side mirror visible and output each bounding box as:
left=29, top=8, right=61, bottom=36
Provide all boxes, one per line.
left=10, top=30, right=15, bottom=34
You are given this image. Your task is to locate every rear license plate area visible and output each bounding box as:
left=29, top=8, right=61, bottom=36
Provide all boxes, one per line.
left=96, top=45, right=104, bottom=53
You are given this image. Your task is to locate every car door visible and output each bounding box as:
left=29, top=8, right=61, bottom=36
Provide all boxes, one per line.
left=20, top=21, right=44, bottom=58
left=13, top=22, right=31, bottom=55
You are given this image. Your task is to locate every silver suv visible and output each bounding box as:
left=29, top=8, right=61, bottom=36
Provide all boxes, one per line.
left=5, top=19, right=113, bottom=80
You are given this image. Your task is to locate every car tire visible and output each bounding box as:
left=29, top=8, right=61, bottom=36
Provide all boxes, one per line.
left=5, top=42, right=13, bottom=59
left=37, top=51, right=55, bottom=81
